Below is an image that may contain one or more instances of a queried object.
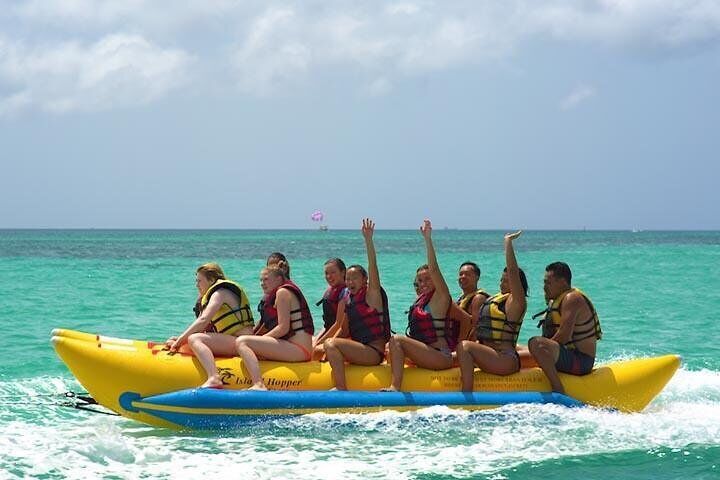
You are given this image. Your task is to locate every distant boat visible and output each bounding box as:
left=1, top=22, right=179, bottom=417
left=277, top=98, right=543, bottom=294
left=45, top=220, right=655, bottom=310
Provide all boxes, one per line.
left=319, top=225, right=328, bottom=231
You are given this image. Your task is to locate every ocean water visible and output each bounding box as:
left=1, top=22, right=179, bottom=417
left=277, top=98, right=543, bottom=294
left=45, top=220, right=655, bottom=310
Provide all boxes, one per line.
left=0, top=229, right=718, bottom=479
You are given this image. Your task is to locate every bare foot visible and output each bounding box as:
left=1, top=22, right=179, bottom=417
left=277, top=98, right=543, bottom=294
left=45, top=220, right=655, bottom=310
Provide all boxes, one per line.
left=247, top=383, right=267, bottom=391
left=200, top=377, right=224, bottom=389
left=380, top=386, right=398, bottom=392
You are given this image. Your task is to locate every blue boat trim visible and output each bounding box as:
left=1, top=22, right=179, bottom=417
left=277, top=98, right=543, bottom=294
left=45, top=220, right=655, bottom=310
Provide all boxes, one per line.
left=119, top=391, right=142, bottom=413
left=119, top=389, right=584, bottom=429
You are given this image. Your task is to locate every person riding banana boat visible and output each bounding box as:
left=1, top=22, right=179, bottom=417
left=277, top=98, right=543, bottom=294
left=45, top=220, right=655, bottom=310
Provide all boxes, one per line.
left=312, top=258, right=349, bottom=356
left=455, top=261, right=490, bottom=341
left=323, top=219, right=392, bottom=390
left=528, top=261, right=602, bottom=394
left=165, top=263, right=254, bottom=389
left=383, top=219, right=472, bottom=392
left=457, top=232, right=528, bottom=391
left=235, top=261, right=314, bottom=390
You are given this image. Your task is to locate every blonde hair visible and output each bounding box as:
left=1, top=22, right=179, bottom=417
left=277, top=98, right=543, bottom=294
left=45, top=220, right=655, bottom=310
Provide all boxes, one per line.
left=267, top=252, right=291, bottom=278
left=196, top=263, right=226, bottom=283
left=263, top=261, right=289, bottom=281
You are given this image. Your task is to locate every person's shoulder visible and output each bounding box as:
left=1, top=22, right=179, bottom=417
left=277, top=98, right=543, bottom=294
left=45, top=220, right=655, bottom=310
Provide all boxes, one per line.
left=474, top=291, right=490, bottom=303
left=564, top=290, right=586, bottom=308
left=276, top=286, right=293, bottom=299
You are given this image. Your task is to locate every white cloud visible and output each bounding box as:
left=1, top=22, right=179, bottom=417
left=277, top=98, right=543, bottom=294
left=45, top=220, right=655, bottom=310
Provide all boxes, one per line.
left=229, top=5, right=515, bottom=94
left=0, top=34, right=192, bottom=115
left=233, top=8, right=311, bottom=95
left=560, top=84, right=597, bottom=110
left=224, top=1, right=720, bottom=95
left=532, top=0, right=720, bottom=48
left=3, top=1, right=720, bottom=100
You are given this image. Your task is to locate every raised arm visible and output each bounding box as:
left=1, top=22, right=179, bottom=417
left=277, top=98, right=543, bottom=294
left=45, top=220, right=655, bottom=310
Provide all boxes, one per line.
left=362, top=218, right=385, bottom=312
left=362, top=218, right=381, bottom=293
left=421, top=219, right=451, bottom=300
left=504, top=230, right=527, bottom=320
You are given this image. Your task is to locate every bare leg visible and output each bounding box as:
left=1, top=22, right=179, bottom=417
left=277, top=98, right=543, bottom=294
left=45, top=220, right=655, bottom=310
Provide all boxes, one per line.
left=385, top=336, right=454, bottom=391
left=324, top=338, right=347, bottom=390
left=324, top=338, right=385, bottom=390
left=188, top=333, right=241, bottom=388
left=235, top=335, right=312, bottom=390
left=473, top=345, right=518, bottom=373
left=236, top=338, right=265, bottom=390
left=528, top=336, right=564, bottom=393
left=385, top=335, right=405, bottom=391
left=399, top=337, right=455, bottom=370
left=458, top=340, right=476, bottom=392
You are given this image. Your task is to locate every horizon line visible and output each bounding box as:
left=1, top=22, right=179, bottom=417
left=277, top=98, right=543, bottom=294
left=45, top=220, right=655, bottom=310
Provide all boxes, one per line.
left=1, top=227, right=719, bottom=232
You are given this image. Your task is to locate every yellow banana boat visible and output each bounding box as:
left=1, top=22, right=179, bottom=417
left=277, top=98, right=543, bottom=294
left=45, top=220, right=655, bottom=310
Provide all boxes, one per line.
left=51, top=328, right=680, bottom=429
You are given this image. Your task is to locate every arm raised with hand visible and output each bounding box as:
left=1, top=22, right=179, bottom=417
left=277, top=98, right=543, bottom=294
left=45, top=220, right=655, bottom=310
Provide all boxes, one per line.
left=421, top=219, right=451, bottom=311
left=504, top=230, right=527, bottom=320
left=362, top=218, right=383, bottom=311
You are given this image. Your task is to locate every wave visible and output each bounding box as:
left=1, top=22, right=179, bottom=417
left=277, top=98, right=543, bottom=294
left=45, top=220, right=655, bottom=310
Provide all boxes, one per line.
left=1, top=369, right=719, bottom=479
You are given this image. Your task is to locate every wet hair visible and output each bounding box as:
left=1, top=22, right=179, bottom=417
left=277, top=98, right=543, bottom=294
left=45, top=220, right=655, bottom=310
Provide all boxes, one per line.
left=546, top=262, right=572, bottom=285
left=416, top=264, right=429, bottom=274
left=267, top=252, right=290, bottom=278
left=504, top=267, right=529, bottom=297
left=264, top=261, right=289, bottom=281
left=325, top=258, right=346, bottom=273
left=460, top=261, right=481, bottom=277
left=346, top=264, right=368, bottom=278
left=196, top=263, right=226, bottom=283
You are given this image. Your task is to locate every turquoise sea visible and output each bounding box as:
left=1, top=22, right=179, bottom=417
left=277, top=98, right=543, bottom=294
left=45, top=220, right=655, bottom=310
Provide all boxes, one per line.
left=1, top=229, right=719, bottom=479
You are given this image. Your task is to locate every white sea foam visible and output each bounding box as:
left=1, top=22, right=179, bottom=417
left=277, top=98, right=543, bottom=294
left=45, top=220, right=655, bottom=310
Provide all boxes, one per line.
left=1, top=370, right=719, bottom=478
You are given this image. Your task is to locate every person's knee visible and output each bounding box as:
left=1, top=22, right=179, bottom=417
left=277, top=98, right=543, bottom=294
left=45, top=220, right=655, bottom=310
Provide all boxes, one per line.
left=323, top=339, right=340, bottom=357
left=528, top=337, right=551, bottom=357
left=188, top=333, right=204, bottom=347
left=323, top=338, right=337, bottom=350
left=388, top=335, right=402, bottom=350
left=235, top=337, right=249, bottom=352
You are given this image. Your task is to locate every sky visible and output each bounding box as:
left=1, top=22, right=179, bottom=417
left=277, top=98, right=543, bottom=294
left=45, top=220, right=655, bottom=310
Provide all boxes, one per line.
left=1, top=0, right=719, bottom=230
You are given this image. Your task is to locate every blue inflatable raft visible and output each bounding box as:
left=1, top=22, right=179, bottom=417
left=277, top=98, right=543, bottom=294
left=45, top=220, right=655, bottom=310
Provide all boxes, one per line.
left=118, top=389, right=584, bottom=429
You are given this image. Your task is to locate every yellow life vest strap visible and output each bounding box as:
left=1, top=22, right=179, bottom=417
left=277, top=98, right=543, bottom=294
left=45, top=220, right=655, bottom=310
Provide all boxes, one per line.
left=201, top=279, right=254, bottom=334
left=537, top=288, right=601, bottom=348
left=477, top=293, right=523, bottom=345
left=457, top=289, right=489, bottom=313
left=211, top=304, right=254, bottom=333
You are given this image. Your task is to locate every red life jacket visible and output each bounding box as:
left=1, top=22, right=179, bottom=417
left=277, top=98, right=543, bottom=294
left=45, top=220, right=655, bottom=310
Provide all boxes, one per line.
left=259, top=281, right=314, bottom=340
left=407, top=290, right=458, bottom=351
left=346, top=286, right=391, bottom=344
left=316, top=284, right=348, bottom=329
